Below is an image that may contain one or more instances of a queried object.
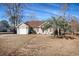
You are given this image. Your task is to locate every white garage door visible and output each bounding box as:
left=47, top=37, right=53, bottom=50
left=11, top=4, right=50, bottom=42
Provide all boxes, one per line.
left=18, top=28, right=28, bottom=34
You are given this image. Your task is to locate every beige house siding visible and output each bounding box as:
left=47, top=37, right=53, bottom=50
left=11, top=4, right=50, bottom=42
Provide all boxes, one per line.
left=18, top=24, right=28, bottom=29
left=33, top=27, right=43, bottom=34
left=43, top=28, right=54, bottom=34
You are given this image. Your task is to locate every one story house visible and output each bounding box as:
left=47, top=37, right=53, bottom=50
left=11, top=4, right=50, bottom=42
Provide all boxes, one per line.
left=17, top=21, right=54, bottom=35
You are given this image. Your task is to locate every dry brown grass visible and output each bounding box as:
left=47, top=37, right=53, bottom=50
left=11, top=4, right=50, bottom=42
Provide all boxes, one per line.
left=0, top=34, right=79, bottom=56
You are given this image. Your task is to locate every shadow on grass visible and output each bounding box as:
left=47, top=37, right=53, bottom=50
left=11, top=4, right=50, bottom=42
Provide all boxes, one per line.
left=50, top=35, right=76, bottom=40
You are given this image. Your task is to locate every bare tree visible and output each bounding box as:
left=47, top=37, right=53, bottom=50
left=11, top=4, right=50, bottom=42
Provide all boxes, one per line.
left=60, top=3, right=69, bottom=17
left=3, top=3, right=24, bottom=30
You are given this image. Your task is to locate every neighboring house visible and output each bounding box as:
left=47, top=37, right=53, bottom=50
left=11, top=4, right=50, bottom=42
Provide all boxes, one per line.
left=70, top=20, right=79, bottom=32
left=17, top=21, right=54, bottom=35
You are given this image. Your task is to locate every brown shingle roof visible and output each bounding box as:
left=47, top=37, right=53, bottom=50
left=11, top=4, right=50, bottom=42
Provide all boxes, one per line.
left=26, top=21, right=43, bottom=28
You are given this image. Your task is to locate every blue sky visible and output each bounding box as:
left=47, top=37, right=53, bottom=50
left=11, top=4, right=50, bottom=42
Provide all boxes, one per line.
left=0, top=3, right=79, bottom=22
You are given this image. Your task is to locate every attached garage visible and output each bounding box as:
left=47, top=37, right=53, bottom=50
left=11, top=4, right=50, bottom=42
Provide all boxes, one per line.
left=17, top=23, right=29, bottom=34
